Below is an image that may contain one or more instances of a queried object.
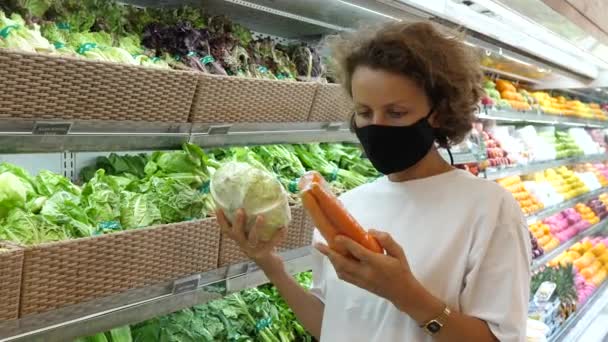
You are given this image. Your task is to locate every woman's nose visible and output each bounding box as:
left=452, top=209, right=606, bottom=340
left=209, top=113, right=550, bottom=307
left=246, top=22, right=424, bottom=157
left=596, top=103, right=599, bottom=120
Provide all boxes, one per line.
left=371, top=113, right=387, bottom=126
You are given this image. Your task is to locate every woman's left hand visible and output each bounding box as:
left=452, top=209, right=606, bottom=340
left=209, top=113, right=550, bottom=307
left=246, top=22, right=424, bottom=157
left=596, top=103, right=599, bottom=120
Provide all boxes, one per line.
left=315, top=230, right=416, bottom=312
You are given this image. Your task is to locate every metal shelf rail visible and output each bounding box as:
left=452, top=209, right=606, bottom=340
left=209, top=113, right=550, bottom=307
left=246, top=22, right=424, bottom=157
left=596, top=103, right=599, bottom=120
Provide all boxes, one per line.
left=485, top=154, right=607, bottom=181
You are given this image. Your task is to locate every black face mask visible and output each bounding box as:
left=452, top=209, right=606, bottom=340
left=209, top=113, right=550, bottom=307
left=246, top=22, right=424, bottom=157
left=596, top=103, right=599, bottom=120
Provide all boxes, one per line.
left=354, top=109, right=437, bottom=175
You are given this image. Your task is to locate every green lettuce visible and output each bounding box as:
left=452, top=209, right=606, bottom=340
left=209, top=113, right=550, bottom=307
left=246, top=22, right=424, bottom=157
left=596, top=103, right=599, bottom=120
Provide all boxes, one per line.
left=0, top=12, right=54, bottom=53
left=81, top=170, right=122, bottom=229
left=148, top=144, right=209, bottom=177
left=0, top=172, right=28, bottom=218
left=119, top=191, right=161, bottom=229
left=0, top=163, right=37, bottom=200
left=40, top=191, right=93, bottom=237
left=0, top=208, right=68, bottom=245
left=35, top=170, right=81, bottom=197
left=139, top=177, right=207, bottom=223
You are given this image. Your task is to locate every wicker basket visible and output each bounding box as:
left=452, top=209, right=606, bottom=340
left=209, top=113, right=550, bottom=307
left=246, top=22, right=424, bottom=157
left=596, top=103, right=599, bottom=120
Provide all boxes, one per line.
left=218, top=206, right=305, bottom=267
left=0, top=242, right=24, bottom=321
left=19, top=219, right=220, bottom=316
left=0, top=49, right=198, bottom=122
left=308, top=84, right=353, bottom=122
left=300, top=212, right=316, bottom=247
left=190, top=75, right=317, bottom=123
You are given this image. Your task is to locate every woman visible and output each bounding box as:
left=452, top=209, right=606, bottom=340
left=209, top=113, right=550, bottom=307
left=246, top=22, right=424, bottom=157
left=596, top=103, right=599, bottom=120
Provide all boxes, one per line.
left=217, top=22, right=531, bottom=342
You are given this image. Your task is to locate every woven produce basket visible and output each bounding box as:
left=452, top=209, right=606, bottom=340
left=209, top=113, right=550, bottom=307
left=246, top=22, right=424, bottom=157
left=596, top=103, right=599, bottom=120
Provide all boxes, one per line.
left=190, top=75, right=317, bottom=123
left=308, top=84, right=353, bottom=122
left=19, top=219, right=220, bottom=316
left=218, top=206, right=305, bottom=267
left=0, top=242, right=24, bottom=321
left=300, top=212, right=316, bottom=247
left=0, top=49, right=197, bottom=122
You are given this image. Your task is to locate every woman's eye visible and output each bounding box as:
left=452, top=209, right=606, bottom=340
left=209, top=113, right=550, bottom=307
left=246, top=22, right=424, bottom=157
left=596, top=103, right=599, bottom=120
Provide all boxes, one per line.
left=388, top=111, right=406, bottom=118
left=356, top=111, right=372, bottom=119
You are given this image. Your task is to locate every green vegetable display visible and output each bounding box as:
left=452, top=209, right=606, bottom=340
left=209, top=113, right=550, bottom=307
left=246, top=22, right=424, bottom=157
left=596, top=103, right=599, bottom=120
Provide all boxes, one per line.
left=0, top=143, right=373, bottom=245
left=0, top=1, right=326, bottom=79
left=128, top=272, right=314, bottom=342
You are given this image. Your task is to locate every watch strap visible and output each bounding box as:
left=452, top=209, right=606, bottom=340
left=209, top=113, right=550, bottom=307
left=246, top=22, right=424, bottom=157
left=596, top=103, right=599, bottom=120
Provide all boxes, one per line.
left=420, top=306, right=451, bottom=335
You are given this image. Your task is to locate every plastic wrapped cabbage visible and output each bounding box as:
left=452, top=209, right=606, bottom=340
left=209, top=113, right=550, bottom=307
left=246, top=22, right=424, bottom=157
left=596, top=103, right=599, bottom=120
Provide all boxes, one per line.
left=211, top=161, right=291, bottom=241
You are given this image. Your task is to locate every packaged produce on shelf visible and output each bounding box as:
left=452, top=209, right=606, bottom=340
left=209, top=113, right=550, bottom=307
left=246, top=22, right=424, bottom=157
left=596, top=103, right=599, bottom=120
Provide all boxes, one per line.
left=589, top=129, right=607, bottom=150
left=497, top=175, right=543, bottom=214
left=532, top=167, right=589, bottom=200
left=529, top=228, right=546, bottom=259
left=475, top=125, right=514, bottom=168
left=543, top=208, right=590, bottom=243
left=516, top=125, right=556, bottom=162
left=482, top=79, right=509, bottom=108
left=529, top=222, right=559, bottom=255
left=573, top=163, right=608, bottom=187
left=548, top=236, right=608, bottom=309
left=568, top=128, right=602, bottom=155
left=495, top=79, right=532, bottom=111
left=574, top=203, right=600, bottom=225
left=587, top=196, right=608, bottom=220
left=529, top=90, right=608, bottom=120
left=529, top=265, right=578, bottom=338
left=523, top=180, right=563, bottom=208
left=526, top=319, right=550, bottom=342
left=489, top=125, right=529, bottom=165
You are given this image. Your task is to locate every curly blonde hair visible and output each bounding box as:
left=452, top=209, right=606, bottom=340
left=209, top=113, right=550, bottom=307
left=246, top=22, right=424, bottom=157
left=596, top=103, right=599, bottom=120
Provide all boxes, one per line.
left=327, top=21, right=483, bottom=148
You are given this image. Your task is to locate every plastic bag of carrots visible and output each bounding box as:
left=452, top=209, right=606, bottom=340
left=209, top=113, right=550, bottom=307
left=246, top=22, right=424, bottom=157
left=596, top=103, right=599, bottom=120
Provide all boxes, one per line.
left=298, top=171, right=383, bottom=255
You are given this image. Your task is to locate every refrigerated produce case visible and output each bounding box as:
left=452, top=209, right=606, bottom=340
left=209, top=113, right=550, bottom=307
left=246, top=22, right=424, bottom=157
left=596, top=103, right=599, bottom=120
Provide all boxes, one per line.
left=1, top=0, right=608, bottom=341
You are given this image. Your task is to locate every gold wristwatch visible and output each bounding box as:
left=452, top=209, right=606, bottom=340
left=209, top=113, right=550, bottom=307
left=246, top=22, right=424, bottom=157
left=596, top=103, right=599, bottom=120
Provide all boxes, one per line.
left=420, top=306, right=451, bottom=336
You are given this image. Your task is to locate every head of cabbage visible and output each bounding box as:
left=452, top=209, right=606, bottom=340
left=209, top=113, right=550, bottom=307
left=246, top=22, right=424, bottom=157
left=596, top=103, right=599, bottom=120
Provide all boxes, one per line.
left=211, top=161, right=291, bottom=241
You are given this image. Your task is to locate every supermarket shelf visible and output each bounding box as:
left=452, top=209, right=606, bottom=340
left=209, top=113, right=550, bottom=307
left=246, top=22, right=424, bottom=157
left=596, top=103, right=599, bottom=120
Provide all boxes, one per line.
left=550, top=279, right=608, bottom=341
left=0, top=247, right=313, bottom=342
left=439, top=150, right=479, bottom=165
left=0, top=121, right=361, bottom=153
left=532, top=220, right=608, bottom=270
left=119, top=0, right=431, bottom=39
left=526, top=187, right=608, bottom=225
left=485, top=154, right=608, bottom=180
left=478, top=108, right=607, bottom=128
left=190, top=122, right=358, bottom=147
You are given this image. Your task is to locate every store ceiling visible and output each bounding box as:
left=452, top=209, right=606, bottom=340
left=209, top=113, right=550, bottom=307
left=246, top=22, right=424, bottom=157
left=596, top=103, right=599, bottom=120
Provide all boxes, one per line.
left=494, top=0, right=608, bottom=64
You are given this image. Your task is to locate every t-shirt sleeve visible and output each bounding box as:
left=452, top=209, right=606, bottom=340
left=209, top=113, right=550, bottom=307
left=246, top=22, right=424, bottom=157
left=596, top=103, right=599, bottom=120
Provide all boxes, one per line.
left=309, top=229, right=328, bottom=303
left=459, top=193, right=532, bottom=342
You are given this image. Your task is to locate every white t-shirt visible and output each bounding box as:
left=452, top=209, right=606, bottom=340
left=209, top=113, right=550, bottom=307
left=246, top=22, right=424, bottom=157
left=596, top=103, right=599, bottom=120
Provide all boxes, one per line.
left=310, top=169, right=531, bottom=342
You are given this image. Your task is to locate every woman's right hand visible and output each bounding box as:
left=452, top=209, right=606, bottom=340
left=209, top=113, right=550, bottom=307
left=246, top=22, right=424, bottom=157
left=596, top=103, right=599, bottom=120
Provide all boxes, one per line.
left=216, top=208, right=287, bottom=275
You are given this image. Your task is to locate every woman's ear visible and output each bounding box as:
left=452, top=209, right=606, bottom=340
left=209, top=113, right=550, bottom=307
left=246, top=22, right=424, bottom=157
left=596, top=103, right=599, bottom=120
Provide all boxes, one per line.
left=428, top=110, right=440, bottom=128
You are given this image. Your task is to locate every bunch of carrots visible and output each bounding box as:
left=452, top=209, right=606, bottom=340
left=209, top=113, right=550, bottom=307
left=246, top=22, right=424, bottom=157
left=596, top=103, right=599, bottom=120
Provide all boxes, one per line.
left=299, top=171, right=383, bottom=255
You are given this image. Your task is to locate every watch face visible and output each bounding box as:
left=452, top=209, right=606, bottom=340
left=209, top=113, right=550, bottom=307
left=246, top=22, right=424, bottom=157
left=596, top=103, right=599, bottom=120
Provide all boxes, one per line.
left=427, top=321, right=442, bottom=334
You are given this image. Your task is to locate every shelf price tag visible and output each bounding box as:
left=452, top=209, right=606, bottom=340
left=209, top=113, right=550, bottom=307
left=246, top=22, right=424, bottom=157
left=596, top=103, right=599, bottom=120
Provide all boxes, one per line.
left=325, top=122, right=343, bottom=131
left=33, top=121, right=73, bottom=135
left=172, top=274, right=201, bottom=294
left=207, top=124, right=232, bottom=135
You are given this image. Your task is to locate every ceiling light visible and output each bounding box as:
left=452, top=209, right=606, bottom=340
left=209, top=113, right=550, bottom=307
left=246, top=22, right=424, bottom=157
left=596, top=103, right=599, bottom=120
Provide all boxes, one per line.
left=336, top=1, right=401, bottom=21
left=503, top=54, right=532, bottom=67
